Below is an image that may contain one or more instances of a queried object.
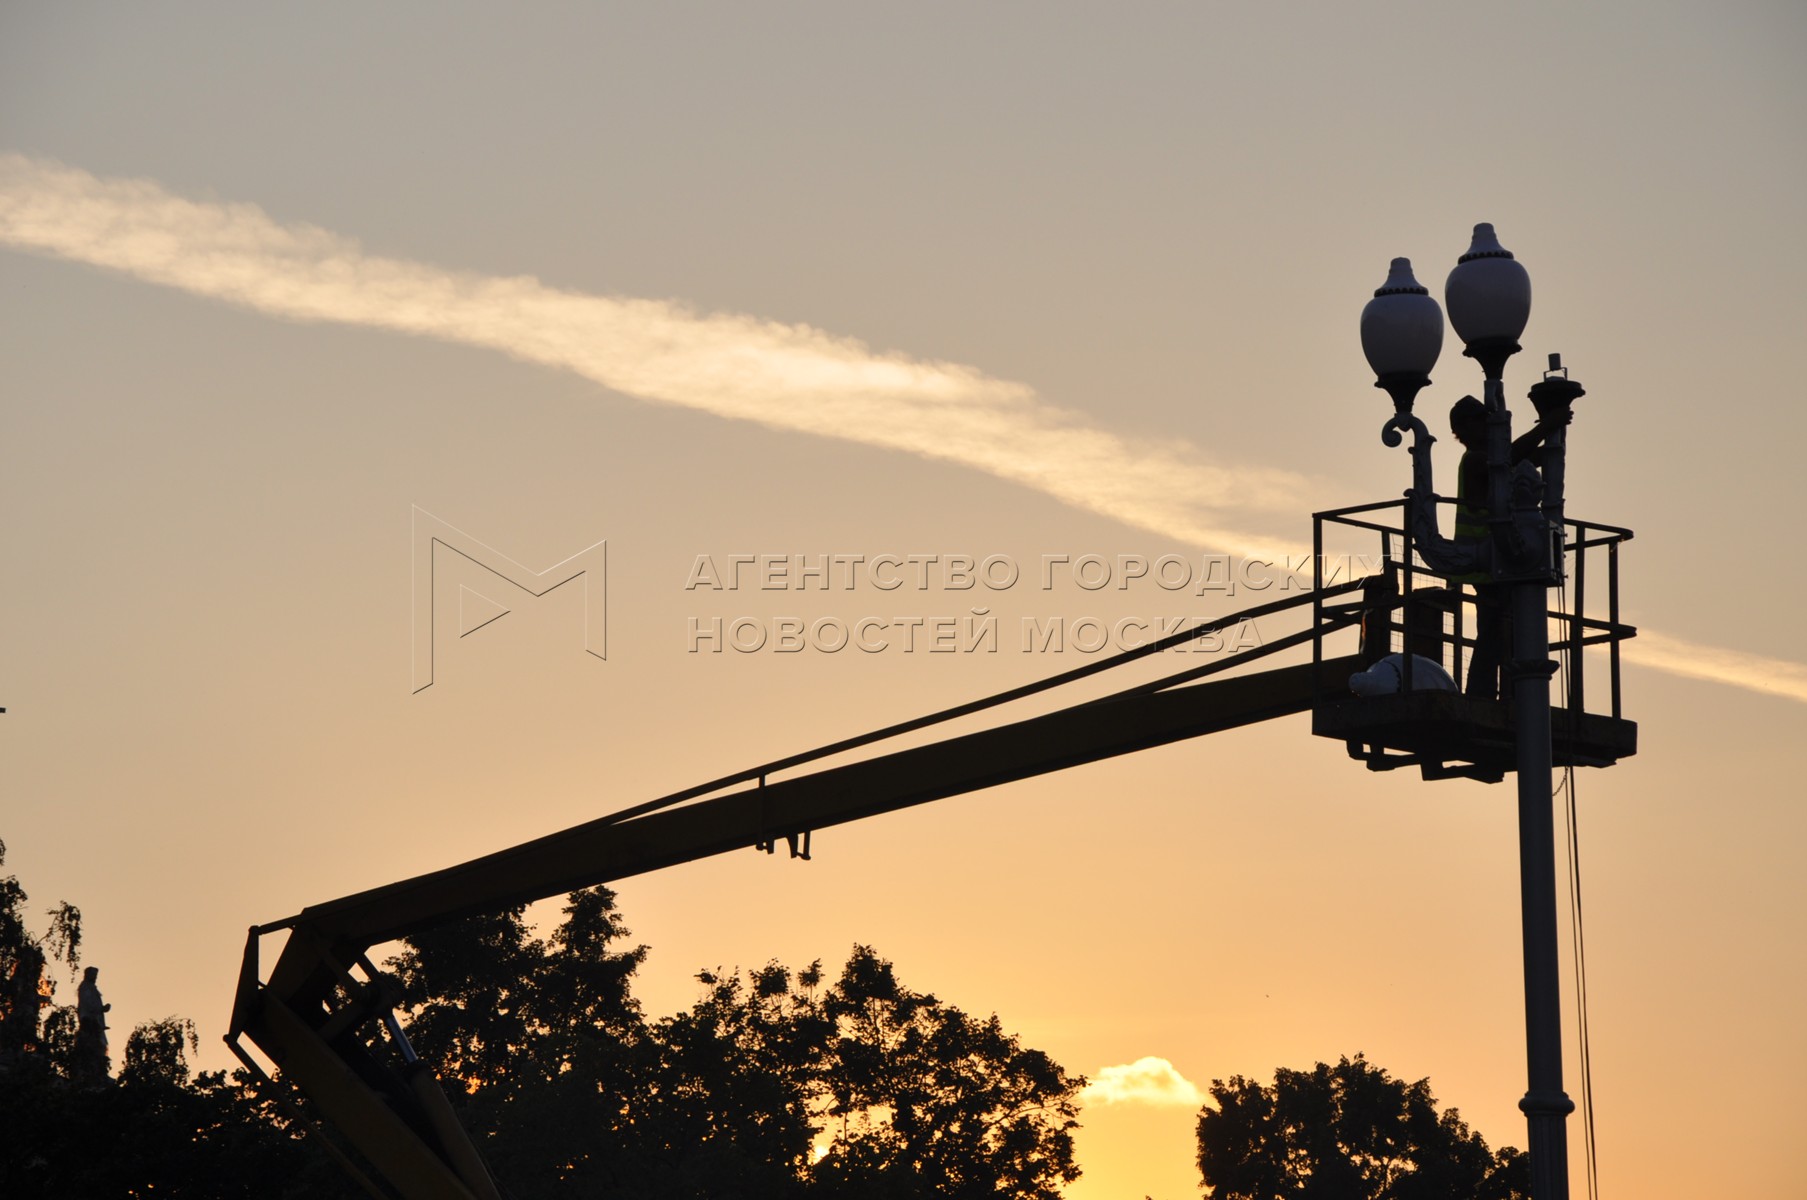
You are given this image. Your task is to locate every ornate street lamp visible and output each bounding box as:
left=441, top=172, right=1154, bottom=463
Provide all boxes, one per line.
left=1361, top=223, right=1583, bottom=1200
left=1360, top=256, right=1443, bottom=416
left=1360, top=253, right=1477, bottom=580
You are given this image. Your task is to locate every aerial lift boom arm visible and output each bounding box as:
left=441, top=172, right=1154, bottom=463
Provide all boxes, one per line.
left=228, top=584, right=1364, bottom=1199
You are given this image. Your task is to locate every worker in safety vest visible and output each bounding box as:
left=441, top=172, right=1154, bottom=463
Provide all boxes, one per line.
left=1449, top=395, right=1566, bottom=700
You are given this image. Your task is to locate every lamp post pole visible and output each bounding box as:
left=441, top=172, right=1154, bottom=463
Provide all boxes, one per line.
left=1362, top=224, right=1578, bottom=1200
left=1480, top=361, right=1574, bottom=1200
left=1509, top=528, right=1572, bottom=1200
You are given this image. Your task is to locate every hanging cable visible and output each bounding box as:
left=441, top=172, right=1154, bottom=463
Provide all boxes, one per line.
left=1565, top=763, right=1600, bottom=1200
left=1555, top=576, right=1601, bottom=1200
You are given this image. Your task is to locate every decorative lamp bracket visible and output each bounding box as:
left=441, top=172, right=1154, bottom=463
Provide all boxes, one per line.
left=1379, top=413, right=1487, bottom=579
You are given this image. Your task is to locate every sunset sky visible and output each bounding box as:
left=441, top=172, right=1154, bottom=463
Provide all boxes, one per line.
left=4, top=4, right=1804, bottom=1197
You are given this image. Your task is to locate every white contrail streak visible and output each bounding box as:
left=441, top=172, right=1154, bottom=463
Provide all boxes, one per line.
left=0, top=153, right=1303, bottom=561
left=1620, top=630, right=1807, bottom=705
left=2, top=153, right=1801, bottom=704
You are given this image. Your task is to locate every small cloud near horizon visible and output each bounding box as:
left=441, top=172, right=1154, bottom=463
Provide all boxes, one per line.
left=1079, top=1057, right=1205, bottom=1108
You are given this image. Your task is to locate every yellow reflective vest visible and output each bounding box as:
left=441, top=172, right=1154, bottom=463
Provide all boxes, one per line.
left=1452, top=449, right=1491, bottom=583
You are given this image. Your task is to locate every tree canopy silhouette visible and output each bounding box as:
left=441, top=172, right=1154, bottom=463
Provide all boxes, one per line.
left=1, top=841, right=359, bottom=1198
left=1195, top=1053, right=1529, bottom=1200
left=385, top=886, right=1084, bottom=1199
left=0, top=838, right=83, bottom=1071
left=4, top=843, right=1081, bottom=1197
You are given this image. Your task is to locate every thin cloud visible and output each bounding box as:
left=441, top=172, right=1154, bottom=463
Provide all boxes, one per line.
left=0, top=153, right=1304, bottom=562
left=1621, top=630, right=1807, bottom=705
left=1080, top=1057, right=1205, bottom=1108
left=3, top=153, right=1803, bottom=705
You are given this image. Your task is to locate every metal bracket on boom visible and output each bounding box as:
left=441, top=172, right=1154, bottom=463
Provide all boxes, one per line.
left=756, top=829, right=812, bottom=860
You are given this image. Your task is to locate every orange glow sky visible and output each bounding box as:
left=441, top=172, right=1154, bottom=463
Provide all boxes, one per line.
left=4, top=5, right=1804, bottom=1197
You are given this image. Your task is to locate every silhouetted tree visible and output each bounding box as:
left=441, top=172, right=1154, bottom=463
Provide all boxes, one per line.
left=642, top=959, right=829, bottom=1195
left=385, top=885, right=662, bottom=1194
left=4, top=845, right=1083, bottom=1198
left=0, top=839, right=82, bottom=1067
left=1, top=1052, right=362, bottom=1199
left=813, top=946, right=1082, bottom=1200
left=1195, top=1054, right=1528, bottom=1200
left=120, top=1016, right=199, bottom=1089
left=0, top=841, right=360, bottom=1198
left=386, top=897, right=1083, bottom=1199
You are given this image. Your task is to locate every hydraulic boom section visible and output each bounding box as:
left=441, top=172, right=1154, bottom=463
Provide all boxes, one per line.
left=229, top=585, right=1364, bottom=1198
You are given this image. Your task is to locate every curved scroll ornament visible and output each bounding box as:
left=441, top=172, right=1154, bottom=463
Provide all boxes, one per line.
left=1379, top=413, right=1487, bottom=578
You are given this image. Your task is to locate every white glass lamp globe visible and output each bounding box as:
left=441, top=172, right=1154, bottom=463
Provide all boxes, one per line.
left=1444, top=222, right=1532, bottom=351
left=1361, top=257, right=1444, bottom=381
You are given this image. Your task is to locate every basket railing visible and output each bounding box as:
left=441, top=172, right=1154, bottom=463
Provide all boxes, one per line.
left=1311, top=498, right=1634, bottom=720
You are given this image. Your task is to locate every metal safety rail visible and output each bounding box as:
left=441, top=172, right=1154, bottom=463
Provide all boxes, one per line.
left=1309, top=498, right=1637, bottom=781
